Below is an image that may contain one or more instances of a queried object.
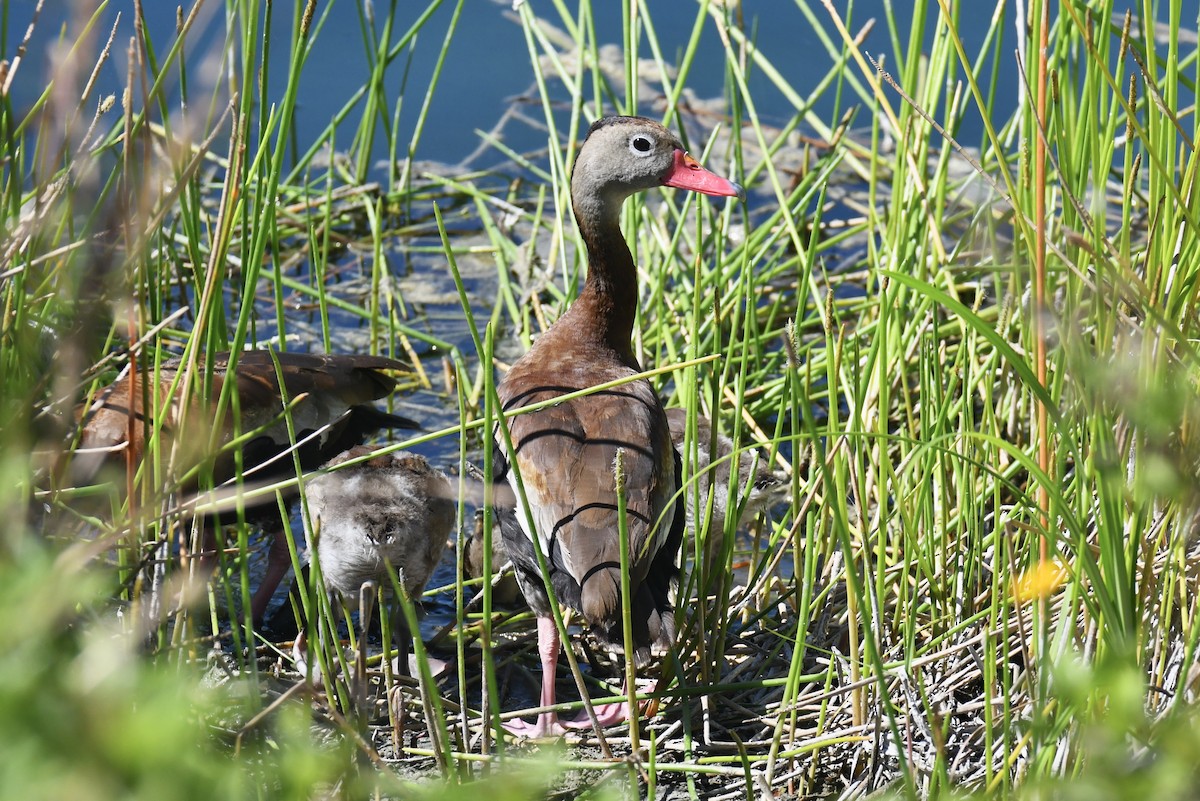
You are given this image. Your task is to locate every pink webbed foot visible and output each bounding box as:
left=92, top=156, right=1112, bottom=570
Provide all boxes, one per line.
left=560, top=700, right=631, bottom=730
left=502, top=700, right=631, bottom=738
left=249, top=530, right=295, bottom=626
left=562, top=678, right=659, bottom=729
left=502, top=712, right=571, bottom=739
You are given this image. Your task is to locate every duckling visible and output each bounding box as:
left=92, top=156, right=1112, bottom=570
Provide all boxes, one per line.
left=296, top=445, right=454, bottom=684
left=462, top=509, right=522, bottom=606
left=296, top=443, right=453, bottom=700
left=665, top=407, right=788, bottom=560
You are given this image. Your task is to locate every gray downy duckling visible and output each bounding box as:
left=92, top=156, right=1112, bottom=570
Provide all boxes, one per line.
left=665, top=407, right=788, bottom=561
left=295, top=445, right=454, bottom=686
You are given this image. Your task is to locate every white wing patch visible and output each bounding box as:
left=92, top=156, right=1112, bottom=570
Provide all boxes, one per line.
left=506, top=454, right=573, bottom=577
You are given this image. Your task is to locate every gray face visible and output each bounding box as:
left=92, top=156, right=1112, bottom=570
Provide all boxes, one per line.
left=571, top=117, right=685, bottom=216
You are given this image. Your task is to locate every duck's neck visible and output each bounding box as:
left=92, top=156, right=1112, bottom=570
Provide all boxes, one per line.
left=565, top=200, right=639, bottom=366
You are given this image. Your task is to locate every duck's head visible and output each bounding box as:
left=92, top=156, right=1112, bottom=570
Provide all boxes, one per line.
left=571, top=116, right=743, bottom=225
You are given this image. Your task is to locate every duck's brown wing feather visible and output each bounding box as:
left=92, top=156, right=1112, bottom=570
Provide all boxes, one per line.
left=73, top=351, right=415, bottom=485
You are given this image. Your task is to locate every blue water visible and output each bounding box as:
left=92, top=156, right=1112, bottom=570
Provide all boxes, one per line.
left=9, top=1, right=1184, bottom=178
left=2, top=0, right=1012, bottom=165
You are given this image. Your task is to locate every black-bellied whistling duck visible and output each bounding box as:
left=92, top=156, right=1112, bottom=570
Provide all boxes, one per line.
left=71, top=350, right=418, bottom=624
left=493, top=116, right=742, bottom=737
left=294, top=445, right=453, bottom=682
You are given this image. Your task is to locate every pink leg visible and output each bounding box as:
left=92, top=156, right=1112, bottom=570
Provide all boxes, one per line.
left=249, top=530, right=292, bottom=625
left=175, top=528, right=219, bottom=613
left=178, top=527, right=293, bottom=628
left=191, top=528, right=220, bottom=580
left=503, top=616, right=571, bottom=738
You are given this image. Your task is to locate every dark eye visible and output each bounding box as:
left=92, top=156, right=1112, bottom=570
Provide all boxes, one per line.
left=630, top=135, right=653, bottom=154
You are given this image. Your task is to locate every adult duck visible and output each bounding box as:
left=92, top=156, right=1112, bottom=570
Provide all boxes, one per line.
left=494, top=116, right=741, bottom=737
left=70, top=350, right=418, bottom=624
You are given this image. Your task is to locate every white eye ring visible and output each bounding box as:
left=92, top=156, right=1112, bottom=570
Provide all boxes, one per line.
left=628, top=135, right=655, bottom=156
